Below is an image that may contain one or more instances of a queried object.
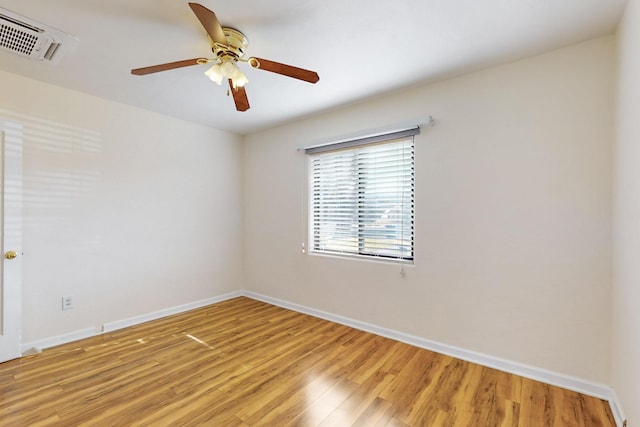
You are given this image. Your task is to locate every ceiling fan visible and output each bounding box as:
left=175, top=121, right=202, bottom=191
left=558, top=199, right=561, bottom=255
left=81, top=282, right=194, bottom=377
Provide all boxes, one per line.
left=131, top=3, right=319, bottom=112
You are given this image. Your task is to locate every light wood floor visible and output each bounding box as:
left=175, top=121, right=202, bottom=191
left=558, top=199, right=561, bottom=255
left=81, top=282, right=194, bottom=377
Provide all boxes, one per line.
left=0, top=297, right=614, bottom=426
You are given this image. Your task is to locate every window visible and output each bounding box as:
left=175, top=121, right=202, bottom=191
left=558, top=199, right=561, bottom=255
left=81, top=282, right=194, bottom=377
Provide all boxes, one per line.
left=307, top=129, right=416, bottom=262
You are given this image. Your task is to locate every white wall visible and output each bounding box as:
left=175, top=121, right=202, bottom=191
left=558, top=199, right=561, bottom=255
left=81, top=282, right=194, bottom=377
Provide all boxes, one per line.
left=0, top=70, right=244, bottom=344
left=243, top=37, right=614, bottom=383
left=613, top=0, right=640, bottom=423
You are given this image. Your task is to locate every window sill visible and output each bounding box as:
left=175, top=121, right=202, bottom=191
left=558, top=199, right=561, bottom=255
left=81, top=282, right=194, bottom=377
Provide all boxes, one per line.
left=307, top=250, right=414, bottom=266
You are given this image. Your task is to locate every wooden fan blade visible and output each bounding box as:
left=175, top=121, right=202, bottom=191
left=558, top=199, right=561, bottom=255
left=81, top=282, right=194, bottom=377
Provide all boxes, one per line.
left=248, top=57, right=319, bottom=83
left=188, top=3, right=228, bottom=45
left=229, top=79, right=250, bottom=112
left=131, top=58, right=207, bottom=75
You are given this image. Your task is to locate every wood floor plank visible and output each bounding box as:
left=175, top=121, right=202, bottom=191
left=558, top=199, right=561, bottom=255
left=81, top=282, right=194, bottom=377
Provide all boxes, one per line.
left=0, top=297, right=615, bottom=426
left=281, top=363, right=366, bottom=426
left=351, top=396, right=396, bottom=427
left=316, top=369, right=395, bottom=427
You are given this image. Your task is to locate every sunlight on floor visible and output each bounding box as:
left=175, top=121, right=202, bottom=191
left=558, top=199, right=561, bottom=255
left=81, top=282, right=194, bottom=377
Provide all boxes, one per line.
left=303, top=373, right=350, bottom=425
left=186, top=333, right=215, bottom=350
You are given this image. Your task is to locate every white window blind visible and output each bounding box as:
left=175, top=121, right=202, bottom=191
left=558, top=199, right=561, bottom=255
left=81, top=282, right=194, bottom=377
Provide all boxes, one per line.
left=308, top=131, right=415, bottom=261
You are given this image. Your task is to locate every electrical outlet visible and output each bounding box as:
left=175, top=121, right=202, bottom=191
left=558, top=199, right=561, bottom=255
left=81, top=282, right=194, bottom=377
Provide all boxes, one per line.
left=62, top=296, right=73, bottom=311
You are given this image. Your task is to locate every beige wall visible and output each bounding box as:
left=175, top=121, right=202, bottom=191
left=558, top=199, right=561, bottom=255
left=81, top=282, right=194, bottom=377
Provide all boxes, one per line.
left=613, top=0, right=640, bottom=423
left=243, top=36, right=615, bottom=383
left=0, top=70, right=244, bottom=343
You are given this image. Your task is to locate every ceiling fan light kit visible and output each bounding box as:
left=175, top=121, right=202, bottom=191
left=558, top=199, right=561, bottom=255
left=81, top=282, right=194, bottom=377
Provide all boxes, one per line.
left=205, top=60, right=248, bottom=88
left=131, top=3, right=319, bottom=112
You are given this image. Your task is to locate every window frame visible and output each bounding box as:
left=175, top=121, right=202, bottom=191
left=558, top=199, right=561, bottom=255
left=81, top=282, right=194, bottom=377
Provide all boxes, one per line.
left=306, top=129, right=417, bottom=263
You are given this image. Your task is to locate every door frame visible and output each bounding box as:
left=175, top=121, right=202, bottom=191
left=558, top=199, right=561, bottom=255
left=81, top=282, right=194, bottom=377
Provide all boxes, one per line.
left=0, top=120, right=23, bottom=363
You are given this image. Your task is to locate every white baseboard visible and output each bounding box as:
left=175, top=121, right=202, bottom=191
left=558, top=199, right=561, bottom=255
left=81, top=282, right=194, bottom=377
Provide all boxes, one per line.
left=243, top=291, right=623, bottom=425
left=19, top=289, right=625, bottom=426
left=608, top=389, right=627, bottom=427
left=21, top=327, right=98, bottom=354
left=102, top=291, right=243, bottom=333
left=20, top=291, right=243, bottom=354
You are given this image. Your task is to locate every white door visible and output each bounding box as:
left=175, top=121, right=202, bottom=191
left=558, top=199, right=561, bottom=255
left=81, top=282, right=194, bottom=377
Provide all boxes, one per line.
left=0, top=121, right=23, bottom=363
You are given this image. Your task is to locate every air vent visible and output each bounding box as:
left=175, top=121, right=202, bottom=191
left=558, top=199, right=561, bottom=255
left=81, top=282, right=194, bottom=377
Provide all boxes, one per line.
left=0, top=8, right=78, bottom=64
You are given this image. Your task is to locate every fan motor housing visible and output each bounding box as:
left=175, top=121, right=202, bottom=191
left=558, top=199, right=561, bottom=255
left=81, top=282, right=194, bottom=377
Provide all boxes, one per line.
left=210, top=27, right=248, bottom=60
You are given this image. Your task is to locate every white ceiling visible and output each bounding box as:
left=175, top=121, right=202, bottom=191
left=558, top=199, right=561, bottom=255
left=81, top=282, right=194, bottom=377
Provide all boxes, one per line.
left=0, top=0, right=627, bottom=135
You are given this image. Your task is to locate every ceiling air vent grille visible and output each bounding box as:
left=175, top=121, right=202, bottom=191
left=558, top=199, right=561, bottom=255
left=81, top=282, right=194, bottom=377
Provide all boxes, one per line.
left=0, top=22, right=40, bottom=56
left=0, top=8, right=78, bottom=64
